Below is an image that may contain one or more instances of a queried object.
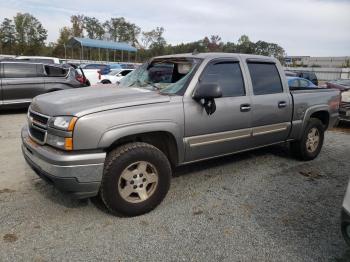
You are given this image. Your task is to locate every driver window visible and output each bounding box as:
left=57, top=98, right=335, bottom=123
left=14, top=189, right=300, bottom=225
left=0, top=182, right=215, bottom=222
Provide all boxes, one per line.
left=200, top=61, right=245, bottom=97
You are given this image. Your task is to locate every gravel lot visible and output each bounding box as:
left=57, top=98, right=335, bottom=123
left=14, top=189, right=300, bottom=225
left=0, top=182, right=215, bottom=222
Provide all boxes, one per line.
left=1, top=110, right=350, bottom=262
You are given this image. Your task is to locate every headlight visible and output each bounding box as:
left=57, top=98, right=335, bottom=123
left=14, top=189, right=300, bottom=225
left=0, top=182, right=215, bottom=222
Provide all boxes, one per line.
left=47, top=116, right=77, bottom=151
left=49, top=116, right=77, bottom=131
left=46, top=134, right=73, bottom=151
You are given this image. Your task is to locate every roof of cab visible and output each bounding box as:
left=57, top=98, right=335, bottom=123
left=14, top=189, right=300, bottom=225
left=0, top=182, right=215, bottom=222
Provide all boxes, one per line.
left=153, top=52, right=277, bottom=62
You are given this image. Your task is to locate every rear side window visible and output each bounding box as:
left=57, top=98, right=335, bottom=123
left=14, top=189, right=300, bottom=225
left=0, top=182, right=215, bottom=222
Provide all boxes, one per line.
left=3, top=63, right=38, bottom=78
left=248, top=63, right=283, bottom=95
left=200, top=61, right=245, bottom=97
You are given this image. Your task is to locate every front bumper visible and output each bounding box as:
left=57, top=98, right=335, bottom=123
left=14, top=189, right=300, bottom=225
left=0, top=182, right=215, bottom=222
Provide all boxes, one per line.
left=21, top=126, right=106, bottom=198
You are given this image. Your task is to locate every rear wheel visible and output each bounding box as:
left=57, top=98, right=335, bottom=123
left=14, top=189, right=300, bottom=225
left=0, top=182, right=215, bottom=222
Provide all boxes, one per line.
left=101, top=80, right=111, bottom=84
left=290, top=118, right=324, bottom=161
left=100, top=142, right=171, bottom=216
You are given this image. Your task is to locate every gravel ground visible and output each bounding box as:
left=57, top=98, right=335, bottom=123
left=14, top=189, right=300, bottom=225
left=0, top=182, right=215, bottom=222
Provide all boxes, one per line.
left=1, top=110, right=350, bottom=262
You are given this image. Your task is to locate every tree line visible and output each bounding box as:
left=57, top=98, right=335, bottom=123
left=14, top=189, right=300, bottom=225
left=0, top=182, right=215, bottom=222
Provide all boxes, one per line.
left=0, top=13, right=286, bottom=62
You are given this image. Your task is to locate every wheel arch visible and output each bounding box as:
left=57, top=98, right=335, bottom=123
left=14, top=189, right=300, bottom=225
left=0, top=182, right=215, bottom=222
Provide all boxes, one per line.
left=98, top=122, right=184, bottom=167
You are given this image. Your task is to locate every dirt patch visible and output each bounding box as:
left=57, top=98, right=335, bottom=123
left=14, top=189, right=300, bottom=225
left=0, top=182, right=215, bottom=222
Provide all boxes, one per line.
left=193, top=209, right=204, bottom=216
left=299, top=170, right=323, bottom=181
left=3, top=233, right=18, bottom=243
left=0, top=188, right=16, bottom=194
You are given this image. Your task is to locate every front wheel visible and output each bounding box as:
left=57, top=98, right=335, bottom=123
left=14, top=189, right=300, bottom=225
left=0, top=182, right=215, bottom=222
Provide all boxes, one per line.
left=100, top=142, right=172, bottom=216
left=290, top=118, right=325, bottom=161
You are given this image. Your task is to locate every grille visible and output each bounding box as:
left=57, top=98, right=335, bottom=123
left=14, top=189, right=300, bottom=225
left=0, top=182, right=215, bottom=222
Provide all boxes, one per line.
left=29, top=111, right=49, bottom=126
left=28, top=110, right=50, bottom=144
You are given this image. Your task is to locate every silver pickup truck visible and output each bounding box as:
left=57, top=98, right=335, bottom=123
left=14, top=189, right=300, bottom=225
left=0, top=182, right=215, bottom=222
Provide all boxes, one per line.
left=21, top=53, right=340, bottom=216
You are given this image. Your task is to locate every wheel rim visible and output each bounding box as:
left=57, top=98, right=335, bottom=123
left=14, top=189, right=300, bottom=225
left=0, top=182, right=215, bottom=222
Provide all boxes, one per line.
left=306, top=127, right=320, bottom=153
left=118, top=161, right=159, bottom=203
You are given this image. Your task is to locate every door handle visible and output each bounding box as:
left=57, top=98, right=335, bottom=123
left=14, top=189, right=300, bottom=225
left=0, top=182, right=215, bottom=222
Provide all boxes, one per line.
left=240, top=104, right=251, bottom=112
left=278, top=101, right=287, bottom=108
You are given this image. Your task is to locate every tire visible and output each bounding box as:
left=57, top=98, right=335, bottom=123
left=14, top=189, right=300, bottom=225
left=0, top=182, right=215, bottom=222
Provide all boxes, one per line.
left=100, top=142, right=172, bottom=216
left=102, top=80, right=111, bottom=84
left=290, top=118, right=325, bottom=161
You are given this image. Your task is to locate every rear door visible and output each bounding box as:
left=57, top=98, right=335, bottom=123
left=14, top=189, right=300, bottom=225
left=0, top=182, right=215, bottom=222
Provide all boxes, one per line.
left=183, top=58, right=253, bottom=162
left=2, top=63, right=45, bottom=104
left=244, top=60, right=292, bottom=147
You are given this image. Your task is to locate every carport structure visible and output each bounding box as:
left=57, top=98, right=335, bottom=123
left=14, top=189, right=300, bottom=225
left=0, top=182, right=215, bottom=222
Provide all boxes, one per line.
left=66, top=37, right=138, bottom=62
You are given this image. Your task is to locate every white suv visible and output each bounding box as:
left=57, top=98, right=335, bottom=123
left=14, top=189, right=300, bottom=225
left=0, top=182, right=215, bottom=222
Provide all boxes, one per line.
left=99, top=69, right=134, bottom=84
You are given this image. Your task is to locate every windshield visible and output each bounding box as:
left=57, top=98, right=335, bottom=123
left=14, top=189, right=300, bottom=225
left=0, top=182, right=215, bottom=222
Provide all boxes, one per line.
left=118, top=58, right=201, bottom=94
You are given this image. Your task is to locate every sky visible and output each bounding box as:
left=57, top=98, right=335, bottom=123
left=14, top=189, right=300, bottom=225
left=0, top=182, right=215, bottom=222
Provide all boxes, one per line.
left=0, top=0, right=349, bottom=56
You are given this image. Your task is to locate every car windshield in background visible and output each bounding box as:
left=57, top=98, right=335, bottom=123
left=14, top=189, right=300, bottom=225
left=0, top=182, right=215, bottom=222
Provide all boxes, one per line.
left=118, top=58, right=201, bottom=94
left=108, top=70, right=121, bottom=76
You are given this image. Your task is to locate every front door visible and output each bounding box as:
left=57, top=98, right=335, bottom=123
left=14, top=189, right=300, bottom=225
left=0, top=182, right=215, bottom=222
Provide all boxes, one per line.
left=184, top=59, right=253, bottom=162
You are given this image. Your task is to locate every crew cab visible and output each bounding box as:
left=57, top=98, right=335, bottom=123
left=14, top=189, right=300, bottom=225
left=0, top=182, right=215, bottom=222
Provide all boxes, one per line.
left=21, top=53, right=340, bottom=216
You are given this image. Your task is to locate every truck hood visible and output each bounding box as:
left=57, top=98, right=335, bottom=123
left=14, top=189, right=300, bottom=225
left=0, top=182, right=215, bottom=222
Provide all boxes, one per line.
left=30, top=87, right=170, bottom=117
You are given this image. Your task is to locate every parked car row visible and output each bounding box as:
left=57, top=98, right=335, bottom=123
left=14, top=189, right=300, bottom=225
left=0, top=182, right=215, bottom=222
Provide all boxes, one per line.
left=285, top=70, right=318, bottom=85
left=81, top=63, right=135, bottom=85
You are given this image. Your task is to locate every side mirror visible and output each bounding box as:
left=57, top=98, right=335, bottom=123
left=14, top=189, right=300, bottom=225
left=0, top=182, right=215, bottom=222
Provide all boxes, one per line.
left=193, top=83, right=222, bottom=115
left=193, top=83, right=222, bottom=100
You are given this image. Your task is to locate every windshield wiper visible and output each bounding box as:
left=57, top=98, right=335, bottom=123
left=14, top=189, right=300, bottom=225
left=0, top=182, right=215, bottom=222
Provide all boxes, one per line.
left=144, top=81, right=161, bottom=90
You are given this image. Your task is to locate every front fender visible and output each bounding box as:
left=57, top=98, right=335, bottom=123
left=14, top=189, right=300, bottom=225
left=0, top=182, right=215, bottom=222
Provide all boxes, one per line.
left=98, top=120, right=185, bottom=163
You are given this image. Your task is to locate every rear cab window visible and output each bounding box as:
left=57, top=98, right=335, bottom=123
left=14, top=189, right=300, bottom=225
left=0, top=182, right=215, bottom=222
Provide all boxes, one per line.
left=247, top=62, right=283, bottom=95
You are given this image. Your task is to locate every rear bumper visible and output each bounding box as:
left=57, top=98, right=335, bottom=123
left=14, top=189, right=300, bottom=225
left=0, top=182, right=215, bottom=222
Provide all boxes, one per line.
left=21, top=126, right=106, bottom=198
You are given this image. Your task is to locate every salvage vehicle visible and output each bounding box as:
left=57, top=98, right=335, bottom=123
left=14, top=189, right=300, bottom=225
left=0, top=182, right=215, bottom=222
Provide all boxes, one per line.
left=287, top=76, right=318, bottom=89
left=0, top=62, right=89, bottom=109
left=327, top=79, right=350, bottom=122
left=285, top=70, right=318, bottom=86
left=21, top=53, right=340, bottom=216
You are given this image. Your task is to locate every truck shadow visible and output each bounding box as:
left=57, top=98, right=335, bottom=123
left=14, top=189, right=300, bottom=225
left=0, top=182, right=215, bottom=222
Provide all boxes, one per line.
left=174, top=144, right=291, bottom=178
left=0, top=108, right=28, bottom=115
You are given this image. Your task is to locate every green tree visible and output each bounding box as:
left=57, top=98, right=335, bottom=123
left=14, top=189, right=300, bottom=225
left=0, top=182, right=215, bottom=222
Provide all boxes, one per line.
left=236, top=35, right=256, bottom=53
left=84, top=17, right=104, bottom=39
left=71, top=14, right=84, bottom=37
left=13, top=13, right=47, bottom=55
left=0, top=18, right=16, bottom=54
left=57, top=26, right=72, bottom=45
left=203, top=35, right=223, bottom=52
left=103, top=17, right=140, bottom=45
